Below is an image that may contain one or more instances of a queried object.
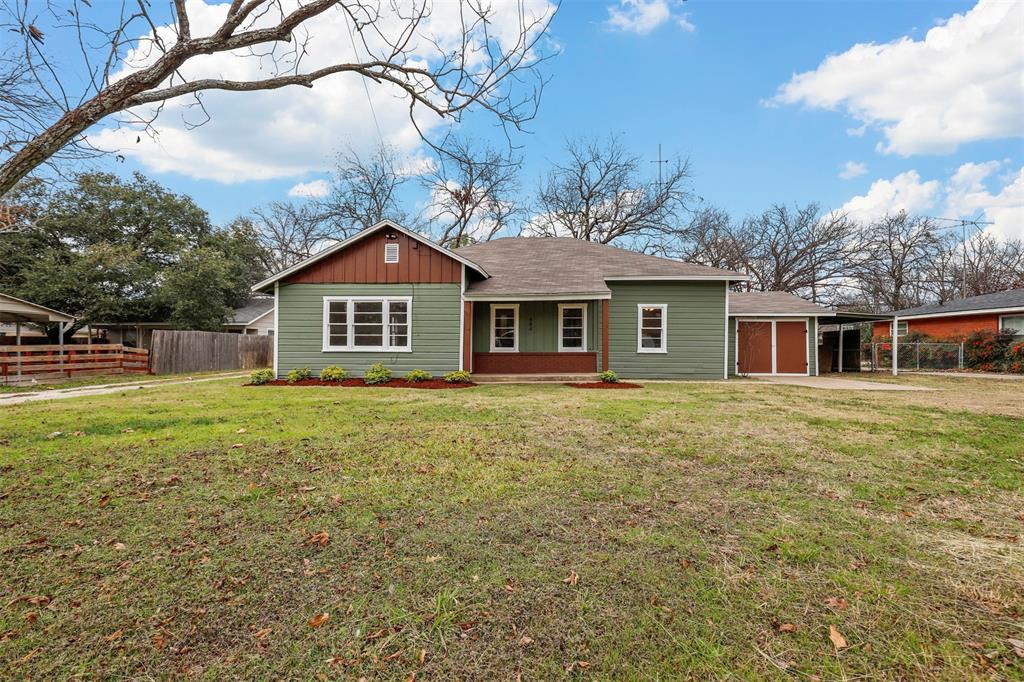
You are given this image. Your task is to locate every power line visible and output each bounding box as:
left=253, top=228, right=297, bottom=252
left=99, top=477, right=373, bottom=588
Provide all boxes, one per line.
left=344, top=16, right=384, bottom=147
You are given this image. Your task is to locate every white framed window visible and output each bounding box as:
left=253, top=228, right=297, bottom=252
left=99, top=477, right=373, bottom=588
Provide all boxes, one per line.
left=490, top=304, right=519, bottom=352
left=892, top=321, right=908, bottom=338
left=384, top=242, right=399, bottom=263
left=322, top=297, right=411, bottom=352
left=637, top=304, right=667, bottom=353
left=1000, top=314, right=1024, bottom=337
left=558, top=303, right=587, bottom=352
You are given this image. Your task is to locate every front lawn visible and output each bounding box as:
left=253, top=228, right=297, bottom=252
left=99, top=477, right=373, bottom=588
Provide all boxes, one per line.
left=1, top=378, right=1021, bottom=678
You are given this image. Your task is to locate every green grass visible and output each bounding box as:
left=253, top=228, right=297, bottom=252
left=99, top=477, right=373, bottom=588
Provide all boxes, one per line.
left=1, top=377, right=1021, bottom=679
left=0, top=369, right=240, bottom=394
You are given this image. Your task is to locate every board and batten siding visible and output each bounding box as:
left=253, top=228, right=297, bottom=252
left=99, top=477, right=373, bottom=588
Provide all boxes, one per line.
left=607, top=281, right=727, bottom=379
left=727, top=316, right=818, bottom=376
left=470, top=300, right=600, bottom=353
left=276, top=283, right=461, bottom=378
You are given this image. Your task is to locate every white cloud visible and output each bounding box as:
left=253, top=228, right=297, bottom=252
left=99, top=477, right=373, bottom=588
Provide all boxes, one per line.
left=771, top=0, right=1024, bottom=155
left=606, top=0, right=692, bottom=35
left=839, top=161, right=868, bottom=180
left=87, top=0, right=553, bottom=184
left=287, top=179, right=330, bottom=199
left=841, top=161, right=1024, bottom=240
left=841, top=170, right=941, bottom=221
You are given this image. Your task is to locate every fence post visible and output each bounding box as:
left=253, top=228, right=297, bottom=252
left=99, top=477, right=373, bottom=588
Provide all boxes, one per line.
left=959, top=343, right=964, bottom=370
left=915, top=343, right=920, bottom=370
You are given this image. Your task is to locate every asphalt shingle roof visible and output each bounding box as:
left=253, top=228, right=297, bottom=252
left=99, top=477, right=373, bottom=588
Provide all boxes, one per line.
left=457, top=237, right=745, bottom=297
left=890, top=288, right=1024, bottom=317
left=228, top=298, right=274, bottom=325
left=728, top=291, right=833, bottom=316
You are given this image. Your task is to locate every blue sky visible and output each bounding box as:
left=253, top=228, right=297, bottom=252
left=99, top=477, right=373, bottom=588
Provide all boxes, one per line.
left=67, top=0, right=1023, bottom=237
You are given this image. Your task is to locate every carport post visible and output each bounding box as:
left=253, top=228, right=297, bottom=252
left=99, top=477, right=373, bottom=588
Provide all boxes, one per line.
left=837, top=324, right=844, bottom=373
left=892, top=316, right=899, bottom=376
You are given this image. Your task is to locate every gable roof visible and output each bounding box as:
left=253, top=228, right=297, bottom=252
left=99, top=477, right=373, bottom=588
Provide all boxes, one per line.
left=728, top=290, right=834, bottom=317
left=890, top=288, right=1024, bottom=318
left=0, top=292, right=75, bottom=323
left=226, top=298, right=274, bottom=325
left=458, top=237, right=747, bottom=298
left=252, top=220, right=488, bottom=293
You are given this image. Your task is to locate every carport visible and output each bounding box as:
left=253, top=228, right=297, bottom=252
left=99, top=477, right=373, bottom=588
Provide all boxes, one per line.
left=0, top=293, right=75, bottom=345
left=822, top=311, right=897, bottom=374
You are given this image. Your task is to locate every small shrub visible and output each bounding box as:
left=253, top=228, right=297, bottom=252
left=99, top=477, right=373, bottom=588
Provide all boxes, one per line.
left=405, top=368, right=433, bottom=383
left=287, top=366, right=311, bottom=383
left=442, top=370, right=472, bottom=384
left=363, top=362, right=392, bottom=385
left=964, top=329, right=1014, bottom=370
left=248, top=368, right=274, bottom=385
left=598, top=369, right=619, bottom=383
left=320, top=365, right=348, bottom=382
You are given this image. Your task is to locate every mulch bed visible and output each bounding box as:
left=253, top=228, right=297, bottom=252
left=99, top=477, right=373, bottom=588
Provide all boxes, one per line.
left=254, top=378, right=475, bottom=389
left=566, top=382, right=643, bottom=389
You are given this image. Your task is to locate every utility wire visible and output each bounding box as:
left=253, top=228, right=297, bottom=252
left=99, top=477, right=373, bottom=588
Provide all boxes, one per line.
left=345, top=16, right=385, bottom=147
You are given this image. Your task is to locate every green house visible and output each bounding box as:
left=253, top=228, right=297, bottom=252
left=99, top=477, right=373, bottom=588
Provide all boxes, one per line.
left=253, top=220, right=836, bottom=380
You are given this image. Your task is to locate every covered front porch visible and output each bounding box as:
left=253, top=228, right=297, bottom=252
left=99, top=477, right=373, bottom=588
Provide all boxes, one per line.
left=461, top=298, right=610, bottom=376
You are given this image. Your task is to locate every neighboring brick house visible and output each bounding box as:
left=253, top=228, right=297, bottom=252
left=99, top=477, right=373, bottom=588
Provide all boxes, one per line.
left=253, top=220, right=853, bottom=380
left=872, top=288, right=1024, bottom=341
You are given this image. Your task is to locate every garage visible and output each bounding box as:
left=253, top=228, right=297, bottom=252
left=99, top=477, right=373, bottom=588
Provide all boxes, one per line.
left=736, top=319, right=809, bottom=375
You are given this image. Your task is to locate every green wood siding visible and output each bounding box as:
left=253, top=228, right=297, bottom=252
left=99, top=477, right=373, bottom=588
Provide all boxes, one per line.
left=276, top=283, right=461, bottom=378
left=727, top=316, right=818, bottom=376
left=471, top=300, right=599, bottom=353
left=607, top=282, right=727, bottom=379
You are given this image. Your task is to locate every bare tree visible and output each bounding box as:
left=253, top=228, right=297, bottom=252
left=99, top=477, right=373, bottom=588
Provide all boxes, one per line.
left=244, top=200, right=340, bottom=272
left=848, top=212, right=943, bottom=311
left=528, top=136, right=693, bottom=246
left=0, top=0, right=555, bottom=196
left=957, top=232, right=1024, bottom=297
left=668, top=206, right=748, bottom=272
left=422, top=137, right=521, bottom=247
left=318, top=144, right=415, bottom=234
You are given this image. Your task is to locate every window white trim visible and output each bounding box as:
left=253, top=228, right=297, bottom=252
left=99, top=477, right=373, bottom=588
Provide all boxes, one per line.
left=890, top=320, right=908, bottom=338
left=1000, top=313, right=1024, bottom=336
left=321, top=296, right=412, bottom=353
left=636, top=303, right=668, bottom=354
left=490, top=303, right=519, bottom=352
left=557, top=303, right=587, bottom=352
left=384, top=242, right=399, bottom=263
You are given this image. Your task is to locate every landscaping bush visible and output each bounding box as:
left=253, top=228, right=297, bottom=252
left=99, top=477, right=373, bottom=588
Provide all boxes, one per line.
left=964, top=329, right=1014, bottom=372
left=442, top=370, right=472, bottom=384
left=598, top=369, right=619, bottom=383
left=286, top=366, right=312, bottom=383
left=320, top=365, right=348, bottom=382
left=404, top=369, right=433, bottom=383
left=1006, top=342, right=1024, bottom=374
left=248, top=368, right=274, bottom=385
left=363, top=362, right=392, bottom=385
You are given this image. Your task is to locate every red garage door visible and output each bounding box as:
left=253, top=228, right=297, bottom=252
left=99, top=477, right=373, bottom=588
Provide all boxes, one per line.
left=737, top=321, right=772, bottom=374
left=775, top=321, right=808, bottom=374
left=737, top=320, right=809, bottom=375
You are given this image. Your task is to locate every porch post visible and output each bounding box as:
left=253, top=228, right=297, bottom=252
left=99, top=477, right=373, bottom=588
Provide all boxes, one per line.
left=892, top=316, right=899, bottom=376
left=601, top=299, right=610, bottom=372
left=463, top=301, right=473, bottom=372
left=837, top=324, right=844, bottom=373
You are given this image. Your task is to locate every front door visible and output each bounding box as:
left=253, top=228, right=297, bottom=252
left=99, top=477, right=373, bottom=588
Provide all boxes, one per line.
left=737, top=321, right=772, bottom=374
left=775, top=321, right=807, bottom=374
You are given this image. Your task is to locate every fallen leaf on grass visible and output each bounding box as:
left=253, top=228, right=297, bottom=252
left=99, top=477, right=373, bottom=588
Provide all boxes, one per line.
left=230, top=443, right=244, bottom=449
left=824, top=597, right=849, bottom=610
left=308, top=612, right=330, bottom=628
left=253, top=628, right=271, bottom=639
left=104, top=629, right=124, bottom=642
left=563, top=570, right=579, bottom=586
left=519, top=635, right=533, bottom=646
left=236, top=428, right=247, bottom=434
left=1009, top=638, right=1024, bottom=658
left=777, top=623, right=797, bottom=633
left=829, top=625, right=847, bottom=650
left=24, top=612, right=37, bottom=624
left=424, top=555, right=442, bottom=563
left=152, top=632, right=168, bottom=650
left=121, top=428, right=134, bottom=434
left=16, top=647, right=41, bottom=664
left=305, top=531, right=330, bottom=547
left=98, top=494, right=111, bottom=507
left=577, top=661, right=590, bottom=669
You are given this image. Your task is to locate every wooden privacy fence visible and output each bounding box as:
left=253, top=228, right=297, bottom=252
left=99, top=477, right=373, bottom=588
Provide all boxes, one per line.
left=0, top=344, right=150, bottom=386
left=149, top=330, right=271, bottom=375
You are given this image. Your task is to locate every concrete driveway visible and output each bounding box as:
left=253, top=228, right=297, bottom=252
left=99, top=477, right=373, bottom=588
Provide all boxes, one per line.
left=758, top=375, right=933, bottom=391
left=0, top=373, right=246, bottom=405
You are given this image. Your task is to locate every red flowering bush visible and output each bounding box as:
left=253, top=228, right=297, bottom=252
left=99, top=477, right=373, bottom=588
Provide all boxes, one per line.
left=1006, top=342, right=1024, bottom=374
left=964, top=329, right=1015, bottom=372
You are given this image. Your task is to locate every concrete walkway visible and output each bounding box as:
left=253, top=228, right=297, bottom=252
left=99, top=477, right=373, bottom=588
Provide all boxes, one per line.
left=0, top=372, right=246, bottom=405
left=759, top=375, right=933, bottom=391
left=905, top=371, right=1023, bottom=381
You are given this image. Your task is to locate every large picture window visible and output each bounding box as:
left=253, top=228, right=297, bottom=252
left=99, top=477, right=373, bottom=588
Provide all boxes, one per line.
left=490, top=304, right=519, bottom=352
left=637, top=304, right=667, bottom=353
left=323, top=297, right=411, bottom=352
left=558, top=304, right=587, bottom=352
left=1001, top=314, right=1024, bottom=338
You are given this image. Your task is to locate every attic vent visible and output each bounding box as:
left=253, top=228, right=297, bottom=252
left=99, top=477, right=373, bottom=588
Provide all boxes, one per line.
left=384, top=242, right=399, bottom=264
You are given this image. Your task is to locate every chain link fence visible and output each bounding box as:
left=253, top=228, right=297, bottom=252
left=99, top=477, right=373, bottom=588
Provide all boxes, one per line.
left=862, top=342, right=964, bottom=372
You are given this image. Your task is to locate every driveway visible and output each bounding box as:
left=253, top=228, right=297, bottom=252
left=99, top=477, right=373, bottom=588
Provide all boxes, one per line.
left=0, top=373, right=246, bottom=405
left=758, top=375, right=933, bottom=391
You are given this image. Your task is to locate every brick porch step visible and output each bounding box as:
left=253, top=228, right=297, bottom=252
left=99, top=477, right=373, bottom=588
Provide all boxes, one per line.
left=473, top=373, right=598, bottom=384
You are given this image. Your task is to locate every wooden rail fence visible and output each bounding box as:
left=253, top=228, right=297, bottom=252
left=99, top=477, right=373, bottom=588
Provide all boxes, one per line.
left=149, top=330, right=271, bottom=375
left=0, top=344, right=150, bottom=386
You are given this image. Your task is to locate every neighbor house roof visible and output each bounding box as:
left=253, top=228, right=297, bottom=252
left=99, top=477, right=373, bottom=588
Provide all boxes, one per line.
left=889, top=288, right=1024, bottom=318
left=226, top=298, right=274, bottom=326
left=458, top=238, right=747, bottom=298
left=0, top=292, right=75, bottom=324
left=728, top=291, right=835, bottom=317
